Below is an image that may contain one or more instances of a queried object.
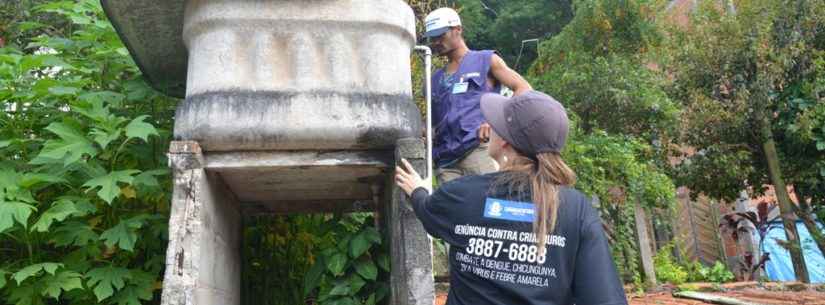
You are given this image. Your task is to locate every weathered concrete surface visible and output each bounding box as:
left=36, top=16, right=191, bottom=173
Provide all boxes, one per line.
left=174, top=91, right=421, bottom=151
left=385, top=138, right=435, bottom=305
left=204, top=150, right=392, bottom=213
left=100, top=0, right=187, bottom=97
left=161, top=141, right=242, bottom=305
left=181, top=0, right=415, bottom=96
left=172, top=0, right=420, bottom=151
left=101, top=0, right=416, bottom=98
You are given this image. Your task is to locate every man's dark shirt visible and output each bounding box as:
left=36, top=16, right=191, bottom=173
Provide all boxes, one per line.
left=410, top=173, right=627, bottom=305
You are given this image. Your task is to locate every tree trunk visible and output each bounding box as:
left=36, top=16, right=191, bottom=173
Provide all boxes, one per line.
left=795, top=198, right=825, bottom=259
left=758, top=114, right=810, bottom=283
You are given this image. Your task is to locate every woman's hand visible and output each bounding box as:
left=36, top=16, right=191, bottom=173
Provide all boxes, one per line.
left=395, top=158, right=431, bottom=196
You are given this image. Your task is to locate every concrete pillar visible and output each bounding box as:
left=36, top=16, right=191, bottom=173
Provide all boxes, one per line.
left=634, top=202, right=657, bottom=288
left=385, top=138, right=434, bottom=305
left=161, top=141, right=242, bottom=305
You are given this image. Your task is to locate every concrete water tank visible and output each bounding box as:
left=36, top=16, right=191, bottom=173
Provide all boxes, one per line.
left=176, top=0, right=421, bottom=151
left=103, top=0, right=422, bottom=151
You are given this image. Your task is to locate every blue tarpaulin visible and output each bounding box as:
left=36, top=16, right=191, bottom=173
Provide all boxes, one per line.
left=759, top=220, right=825, bottom=283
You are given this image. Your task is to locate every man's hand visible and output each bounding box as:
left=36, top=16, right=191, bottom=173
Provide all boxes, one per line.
left=395, top=158, right=431, bottom=196
left=478, top=122, right=491, bottom=143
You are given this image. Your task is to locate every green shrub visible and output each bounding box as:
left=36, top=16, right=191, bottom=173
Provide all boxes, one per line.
left=654, top=243, right=688, bottom=284
left=682, top=260, right=735, bottom=283
left=702, top=261, right=735, bottom=283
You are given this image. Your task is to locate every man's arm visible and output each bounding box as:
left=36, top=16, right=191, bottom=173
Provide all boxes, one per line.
left=478, top=54, right=533, bottom=142
left=489, top=54, right=532, bottom=96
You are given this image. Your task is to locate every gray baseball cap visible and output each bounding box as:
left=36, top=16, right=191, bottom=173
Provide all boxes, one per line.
left=480, top=90, right=569, bottom=156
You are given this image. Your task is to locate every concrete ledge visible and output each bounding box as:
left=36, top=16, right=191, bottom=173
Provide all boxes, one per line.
left=204, top=150, right=392, bottom=170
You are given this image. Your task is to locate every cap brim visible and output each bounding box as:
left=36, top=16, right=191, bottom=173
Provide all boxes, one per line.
left=424, top=27, right=450, bottom=38
left=480, top=93, right=516, bottom=146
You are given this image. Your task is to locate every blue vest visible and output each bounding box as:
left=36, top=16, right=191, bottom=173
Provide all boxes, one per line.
left=430, top=50, right=501, bottom=167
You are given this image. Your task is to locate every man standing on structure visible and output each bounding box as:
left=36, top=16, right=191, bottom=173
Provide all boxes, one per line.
left=424, top=7, right=533, bottom=184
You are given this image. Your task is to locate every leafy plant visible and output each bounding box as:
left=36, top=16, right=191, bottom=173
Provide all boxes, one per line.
left=701, top=261, right=735, bottom=284
left=654, top=243, right=687, bottom=285
left=242, top=215, right=328, bottom=305
left=303, top=213, right=390, bottom=305
left=0, top=1, right=176, bottom=304
left=718, top=201, right=774, bottom=281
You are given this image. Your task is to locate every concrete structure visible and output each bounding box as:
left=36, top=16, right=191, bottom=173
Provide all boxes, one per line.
left=162, top=142, right=242, bottom=305
left=101, top=1, right=434, bottom=304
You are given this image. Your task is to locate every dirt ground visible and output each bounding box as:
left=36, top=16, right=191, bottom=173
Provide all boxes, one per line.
left=434, top=282, right=825, bottom=305
left=628, top=289, right=825, bottom=305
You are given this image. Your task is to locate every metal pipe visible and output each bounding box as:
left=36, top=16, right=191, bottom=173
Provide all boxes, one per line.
left=413, top=45, right=433, bottom=185
left=515, top=38, right=540, bottom=72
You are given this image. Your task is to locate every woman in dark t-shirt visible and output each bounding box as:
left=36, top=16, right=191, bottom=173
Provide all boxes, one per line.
left=395, top=91, right=628, bottom=305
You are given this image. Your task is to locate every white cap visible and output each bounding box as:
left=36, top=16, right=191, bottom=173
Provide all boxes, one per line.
left=424, top=8, right=461, bottom=38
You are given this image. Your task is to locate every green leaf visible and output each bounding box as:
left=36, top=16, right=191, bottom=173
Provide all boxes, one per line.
left=48, top=86, right=80, bottom=96
left=0, top=170, right=20, bottom=191
left=377, top=254, right=390, bottom=272
left=337, top=234, right=353, bottom=254
left=31, top=199, right=79, bottom=232
left=19, top=173, right=67, bottom=188
left=72, top=198, right=97, bottom=216
left=366, top=293, right=376, bottom=305
left=0, top=269, right=7, bottom=289
left=133, top=169, right=167, bottom=188
left=349, top=231, right=372, bottom=258
left=32, top=122, right=97, bottom=166
left=303, top=258, right=325, bottom=296
left=0, top=201, right=37, bottom=232
left=112, top=285, right=154, bottom=305
left=41, top=271, right=83, bottom=299
left=363, top=227, right=382, bottom=244
left=326, top=252, right=348, bottom=276
left=17, top=21, right=45, bottom=31
left=328, top=280, right=350, bottom=296
left=86, top=266, right=130, bottom=301
left=51, top=221, right=98, bottom=247
left=125, top=115, right=158, bottom=142
left=375, top=282, right=389, bottom=302
left=41, top=55, right=75, bottom=70
left=91, top=128, right=122, bottom=149
left=329, top=296, right=358, bottom=305
left=12, top=263, right=62, bottom=285
left=0, top=140, right=10, bottom=149
left=99, top=216, right=147, bottom=251
left=82, top=170, right=139, bottom=204
left=348, top=273, right=366, bottom=294
left=111, top=271, right=154, bottom=305
left=78, top=91, right=125, bottom=107
left=354, top=258, right=378, bottom=281
left=8, top=283, right=40, bottom=305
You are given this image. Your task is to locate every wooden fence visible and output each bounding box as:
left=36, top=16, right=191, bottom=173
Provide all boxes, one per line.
left=674, top=187, right=726, bottom=264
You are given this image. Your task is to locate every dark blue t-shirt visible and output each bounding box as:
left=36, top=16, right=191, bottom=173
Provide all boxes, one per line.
left=411, top=173, right=627, bottom=305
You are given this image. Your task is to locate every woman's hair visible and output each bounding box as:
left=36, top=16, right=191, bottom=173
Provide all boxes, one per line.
left=492, top=152, right=576, bottom=256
